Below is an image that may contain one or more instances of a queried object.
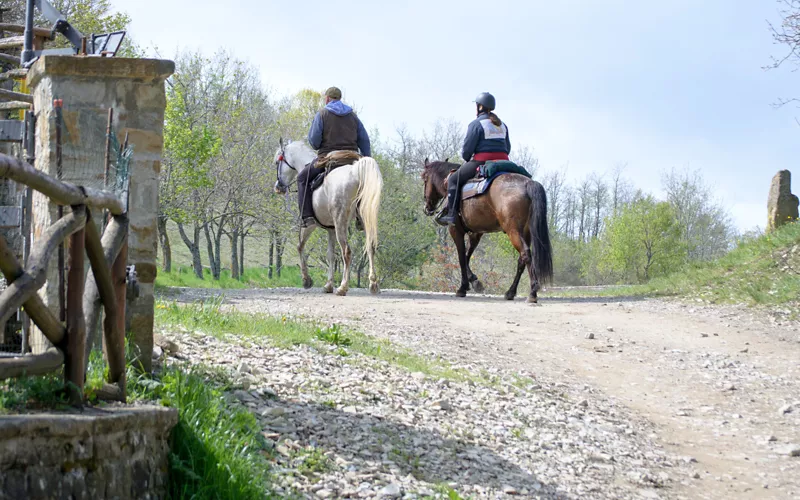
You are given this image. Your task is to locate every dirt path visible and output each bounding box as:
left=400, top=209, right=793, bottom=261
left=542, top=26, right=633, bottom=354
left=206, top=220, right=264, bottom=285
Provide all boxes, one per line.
left=163, top=287, right=800, bottom=499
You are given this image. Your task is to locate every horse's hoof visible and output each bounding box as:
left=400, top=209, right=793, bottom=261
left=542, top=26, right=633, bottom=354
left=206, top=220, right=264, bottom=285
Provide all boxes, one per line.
left=504, top=291, right=516, bottom=301
left=455, top=289, right=467, bottom=298
left=369, top=283, right=380, bottom=295
left=335, top=287, right=348, bottom=296
left=527, top=296, right=539, bottom=304
left=472, top=280, right=485, bottom=294
left=302, top=277, right=314, bottom=289
left=323, top=283, right=334, bottom=293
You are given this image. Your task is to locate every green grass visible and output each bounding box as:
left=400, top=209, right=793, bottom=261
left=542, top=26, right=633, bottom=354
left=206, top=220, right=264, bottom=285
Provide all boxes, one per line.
left=155, top=297, right=478, bottom=383
left=128, top=365, right=278, bottom=499
left=155, top=265, right=325, bottom=290
left=549, top=222, right=800, bottom=309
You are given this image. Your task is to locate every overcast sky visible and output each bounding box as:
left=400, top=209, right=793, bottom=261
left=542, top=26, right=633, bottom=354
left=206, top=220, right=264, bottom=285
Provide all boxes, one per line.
left=120, top=0, right=800, bottom=231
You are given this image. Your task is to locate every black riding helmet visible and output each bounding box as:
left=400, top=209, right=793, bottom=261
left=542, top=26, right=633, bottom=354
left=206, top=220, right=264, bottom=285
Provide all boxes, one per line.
left=474, top=92, right=496, bottom=111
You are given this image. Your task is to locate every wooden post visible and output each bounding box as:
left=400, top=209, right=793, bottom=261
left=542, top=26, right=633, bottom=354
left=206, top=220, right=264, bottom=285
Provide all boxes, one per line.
left=55, top=99, right=65, bottom=325
left=64, top=208, right=86, bottom=405
left=108, top=238, right=127, bottom=399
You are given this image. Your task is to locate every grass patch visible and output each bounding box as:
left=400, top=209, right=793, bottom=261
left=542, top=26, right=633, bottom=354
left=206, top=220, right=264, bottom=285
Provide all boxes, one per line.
left=129, top=365, right=277, bottom=499
left=549, top=222, right=800, bottom=309
left=155, top=297, right=478, bottom=383
left=155, top=265, right=325, bottom=291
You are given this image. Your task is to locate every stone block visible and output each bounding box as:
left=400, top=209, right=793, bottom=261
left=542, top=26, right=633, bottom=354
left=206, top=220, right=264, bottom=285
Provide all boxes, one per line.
left=767, top=170, right=799, bottom=232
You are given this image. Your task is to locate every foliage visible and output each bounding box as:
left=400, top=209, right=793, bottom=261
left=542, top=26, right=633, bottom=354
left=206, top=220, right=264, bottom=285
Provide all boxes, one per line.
left=156, top=265, right=325, bottom=290
left=552, top=221, right=800, bottom=311
left=4, top=0, right=139, bottom=56
left=128, top=366, right=276, bottom=499
left=599, top=196, right=685, bottom=283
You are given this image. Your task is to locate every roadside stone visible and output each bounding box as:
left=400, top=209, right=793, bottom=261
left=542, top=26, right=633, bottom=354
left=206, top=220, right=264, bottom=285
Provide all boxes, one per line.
left=378, top=483, right=402, bottom=498
left=586, top=333, right=595, bottom=340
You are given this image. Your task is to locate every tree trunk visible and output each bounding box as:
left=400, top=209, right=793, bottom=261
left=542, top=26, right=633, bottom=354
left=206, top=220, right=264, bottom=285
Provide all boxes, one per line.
left=268, top=231, right=275, bottom=279
left=230, top=227, right=240, bottom=280
left=213, top=216, right=226, bottom=279
left=239, top=229, right=245, bottom=277
left=177, top=222, right=203, bottom=279
left=157, top=214, right=171, bottom=273
left=275, top=235, right=284, bottom=278
left=203, top=221, right=218, bottom=279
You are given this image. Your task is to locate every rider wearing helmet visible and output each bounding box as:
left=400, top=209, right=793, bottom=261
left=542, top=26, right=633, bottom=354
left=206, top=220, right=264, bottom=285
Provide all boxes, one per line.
left=298, top=86, right=371, bottom=228
left=436, top=92, right=510, bottom=226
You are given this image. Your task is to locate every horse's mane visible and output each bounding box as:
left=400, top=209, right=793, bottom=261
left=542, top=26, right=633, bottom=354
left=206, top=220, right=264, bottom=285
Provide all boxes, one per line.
left=422, top=160, right=458, bottom=181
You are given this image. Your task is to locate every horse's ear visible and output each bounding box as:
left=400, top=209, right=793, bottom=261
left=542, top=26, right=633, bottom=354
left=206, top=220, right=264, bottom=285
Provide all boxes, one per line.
left=279, top=137, right=284, bottom=148
left=424, top=157, right=429, bottom=167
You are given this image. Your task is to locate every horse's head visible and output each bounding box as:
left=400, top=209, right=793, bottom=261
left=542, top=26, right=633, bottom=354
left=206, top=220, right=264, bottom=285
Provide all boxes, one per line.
left=274, top=138, right=299, bottom=194
left=421, top=157, right=447, bottom=216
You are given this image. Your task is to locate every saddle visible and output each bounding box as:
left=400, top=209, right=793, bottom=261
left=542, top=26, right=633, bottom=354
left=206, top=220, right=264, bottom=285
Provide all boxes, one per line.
left=461, top=160, right=532, bottom=202
left=310, top=150, right=362, bottom=191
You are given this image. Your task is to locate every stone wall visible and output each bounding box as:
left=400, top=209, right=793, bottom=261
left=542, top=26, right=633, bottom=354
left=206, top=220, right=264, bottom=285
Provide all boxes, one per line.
left=0, top=405, right=177, bottom=499
left=26, top=56, right=174, bottom=369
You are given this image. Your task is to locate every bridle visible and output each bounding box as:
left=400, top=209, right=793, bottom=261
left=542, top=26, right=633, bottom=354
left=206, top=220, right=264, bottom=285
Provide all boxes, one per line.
left=275, top=143, right=298, bottom=192
left=422, top=171, right=446, bottom=216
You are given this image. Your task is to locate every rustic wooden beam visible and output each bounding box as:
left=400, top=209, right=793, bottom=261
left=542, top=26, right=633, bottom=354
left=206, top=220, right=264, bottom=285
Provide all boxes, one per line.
left=0, top=88, right=31, bottom=104
left=0, top=101, right=30, bottom=111
left=0, top=153, right=125, bottom=214
left=0, top=68, right=27, bottom=81
left=0, top=35, right=24, bottom=49
left=95, top=382, right=125, bottom=402
left=83, top=211, right=126, bottom=369
left=0, top=53, right=19, bottom=66
left=65, top=222, right=86, bottom=405
left=0, top=348, right=63, bottom=379
left=0, top=206, right=85, bottom=330
left=108, top=239, right=127, bottom=398
left=0, top=232, right=65, bottom=346
left=0, top=24, right=54, bottom=38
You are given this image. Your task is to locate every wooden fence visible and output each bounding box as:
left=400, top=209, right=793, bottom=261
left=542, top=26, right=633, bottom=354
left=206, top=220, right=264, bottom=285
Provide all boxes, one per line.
left=0, top=152, right=128, bottom=404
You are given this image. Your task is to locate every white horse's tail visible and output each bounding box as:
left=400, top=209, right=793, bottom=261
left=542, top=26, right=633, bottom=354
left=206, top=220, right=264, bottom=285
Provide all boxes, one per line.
left=353, top=157, right=383, bottom=256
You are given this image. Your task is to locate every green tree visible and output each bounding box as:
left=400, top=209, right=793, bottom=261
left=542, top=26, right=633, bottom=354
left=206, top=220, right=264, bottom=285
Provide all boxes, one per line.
left=599, top=196, right=685, bottom=283
left=5, top=0, right=138, bottom=56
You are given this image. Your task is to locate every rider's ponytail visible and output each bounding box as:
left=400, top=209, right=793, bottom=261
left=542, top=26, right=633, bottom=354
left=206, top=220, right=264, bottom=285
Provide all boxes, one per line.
left=488, top=112, right=502, bottom=127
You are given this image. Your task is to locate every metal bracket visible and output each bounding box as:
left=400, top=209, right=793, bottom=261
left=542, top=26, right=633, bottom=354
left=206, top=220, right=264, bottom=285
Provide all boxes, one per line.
left=0, top=206, right=21, bottom=228
left=0, top=120, right=23, bottom=143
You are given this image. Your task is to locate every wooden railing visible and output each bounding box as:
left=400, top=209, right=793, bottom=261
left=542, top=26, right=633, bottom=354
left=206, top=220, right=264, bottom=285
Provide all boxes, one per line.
left=0, top=152, right=128, bottom=404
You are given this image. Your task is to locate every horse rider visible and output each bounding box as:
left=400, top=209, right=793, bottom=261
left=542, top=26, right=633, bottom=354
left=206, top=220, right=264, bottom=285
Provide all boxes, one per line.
left=297, top=86, right=372, bottom=228
left=436, top=92, right=510, bottom=226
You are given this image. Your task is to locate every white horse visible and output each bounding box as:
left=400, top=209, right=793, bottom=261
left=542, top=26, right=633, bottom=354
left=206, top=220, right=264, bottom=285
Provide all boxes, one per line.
left=273, top=139, right=383, bottom=295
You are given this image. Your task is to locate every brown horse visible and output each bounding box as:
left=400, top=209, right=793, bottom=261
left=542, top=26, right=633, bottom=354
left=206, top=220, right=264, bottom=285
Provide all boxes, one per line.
left=421, top=159, right=553, bottom=302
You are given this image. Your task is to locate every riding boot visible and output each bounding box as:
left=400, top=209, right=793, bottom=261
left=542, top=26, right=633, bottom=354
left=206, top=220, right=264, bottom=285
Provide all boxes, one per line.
left=435, top=181, right=460, bottom=226
left=298, top=166, right=316, bottom=228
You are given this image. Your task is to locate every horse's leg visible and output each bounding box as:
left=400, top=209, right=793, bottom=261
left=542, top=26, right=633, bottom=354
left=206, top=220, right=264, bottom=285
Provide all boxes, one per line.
left=297, top=225, right=316, bottom=289
left=502, top=228, right=529, bottom=301
left=334, top=220, right=352, bottom=296
left=323, top=229, right=336, bottom=293
left=466, top=233, right=484, bottom=293
left=449, top=225, right=470, bottom=297
left=367, top=231, right=379, bottom=295
left=525, top=229, right=540, bottom=304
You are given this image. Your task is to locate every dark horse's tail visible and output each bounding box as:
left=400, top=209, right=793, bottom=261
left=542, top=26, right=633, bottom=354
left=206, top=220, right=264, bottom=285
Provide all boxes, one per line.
left=526, top=180, right=553, bottom=284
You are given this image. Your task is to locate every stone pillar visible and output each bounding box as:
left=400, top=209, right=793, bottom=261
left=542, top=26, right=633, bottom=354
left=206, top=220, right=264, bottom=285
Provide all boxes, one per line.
left=26, top=56, right=173, bottom=370
left=767, top=170, right=799, bottom=232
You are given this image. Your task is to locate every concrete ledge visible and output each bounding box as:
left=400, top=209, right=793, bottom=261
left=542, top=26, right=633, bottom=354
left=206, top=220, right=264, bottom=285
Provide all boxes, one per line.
left=27, top=56, right=175, bottom=88
left=0, top=405, right=177, bottom=499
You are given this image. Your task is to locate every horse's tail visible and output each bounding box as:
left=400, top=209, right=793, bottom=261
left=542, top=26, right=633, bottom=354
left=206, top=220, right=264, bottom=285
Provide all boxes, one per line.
left=354, top=157, right=383, bottom=256
left=526, top=180, right=553, bottom=284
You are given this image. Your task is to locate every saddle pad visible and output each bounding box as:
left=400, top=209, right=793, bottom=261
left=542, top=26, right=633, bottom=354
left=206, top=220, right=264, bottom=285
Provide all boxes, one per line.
left=462, top=172, right=510, bottom=201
